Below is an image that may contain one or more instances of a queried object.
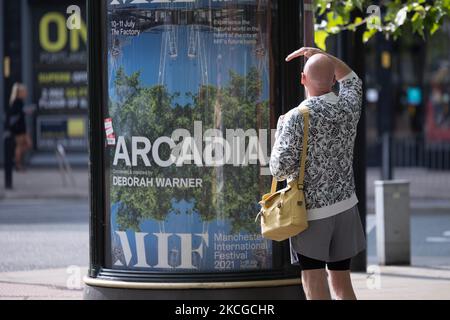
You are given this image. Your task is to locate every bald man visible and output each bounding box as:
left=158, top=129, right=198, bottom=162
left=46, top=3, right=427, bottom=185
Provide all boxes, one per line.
left=270, top=47, right=365, bottom=300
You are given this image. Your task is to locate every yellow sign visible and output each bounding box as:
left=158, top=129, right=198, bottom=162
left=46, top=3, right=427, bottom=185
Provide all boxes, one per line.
left=381, top=51, right=391, bottom=69
left=67, top=118, right=85, bottom=138
left=3, top=56, right=10, bottom=78
left=39, top=12, right=87, bottom=53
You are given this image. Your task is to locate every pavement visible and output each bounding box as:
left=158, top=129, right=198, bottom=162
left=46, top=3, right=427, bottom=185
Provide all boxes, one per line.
left=0, top=166, right=449, bottom=300
left=352, top=265, right=450, bottom=300
left=0, top=268, right=87, bottom=300
left=1, top=266, right=450, bottom=300
left=0, top=169, right=88, bottom=199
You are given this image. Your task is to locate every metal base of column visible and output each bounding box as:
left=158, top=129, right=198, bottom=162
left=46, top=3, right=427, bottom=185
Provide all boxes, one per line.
left=83, top=277, right=305, bottom=300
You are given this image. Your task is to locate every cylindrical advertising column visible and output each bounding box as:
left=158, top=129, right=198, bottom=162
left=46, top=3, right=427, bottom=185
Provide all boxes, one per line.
left=84, top=0, right=305, bottom=300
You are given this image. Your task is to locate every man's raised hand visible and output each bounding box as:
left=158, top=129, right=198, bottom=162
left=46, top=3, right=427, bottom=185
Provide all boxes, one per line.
left=285, top=47, right=323, bottom=62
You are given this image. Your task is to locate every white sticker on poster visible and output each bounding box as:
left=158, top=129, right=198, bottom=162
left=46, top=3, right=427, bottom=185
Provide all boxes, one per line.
left=105, top=118, right=116, bottom=145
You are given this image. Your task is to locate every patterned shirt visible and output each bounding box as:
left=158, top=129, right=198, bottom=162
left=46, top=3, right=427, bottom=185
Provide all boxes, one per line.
left=269, top=71, right=363, bottom=221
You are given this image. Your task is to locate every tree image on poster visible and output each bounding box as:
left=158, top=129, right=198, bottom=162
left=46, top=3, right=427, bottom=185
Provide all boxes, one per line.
left=106, top=0, right=274, bottom=271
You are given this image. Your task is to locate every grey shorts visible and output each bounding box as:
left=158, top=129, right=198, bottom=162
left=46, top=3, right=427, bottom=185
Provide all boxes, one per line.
left=290, top=205, right=366, bottom=264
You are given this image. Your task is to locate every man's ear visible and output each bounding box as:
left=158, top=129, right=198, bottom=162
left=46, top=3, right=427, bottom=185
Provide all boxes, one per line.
left=301, top=72, right=306, bottom=86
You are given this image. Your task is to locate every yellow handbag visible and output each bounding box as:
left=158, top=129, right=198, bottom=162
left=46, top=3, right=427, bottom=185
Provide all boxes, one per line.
left=256, top=105, right=309, bottom=242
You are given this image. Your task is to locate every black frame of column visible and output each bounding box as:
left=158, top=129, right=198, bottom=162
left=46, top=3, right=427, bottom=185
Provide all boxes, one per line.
left=0, top=0, right=4, bottom=168
left=88, top=0, right=107, bottom=278
left=2, top=0, right=23, bottom=188
left=87, top=0, right=305, bottom=283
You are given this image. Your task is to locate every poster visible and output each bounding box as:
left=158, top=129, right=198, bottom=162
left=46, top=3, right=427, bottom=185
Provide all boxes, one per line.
left=31, top=1, right=88, bottom=151
left=106, top=0, right=274, bottom=272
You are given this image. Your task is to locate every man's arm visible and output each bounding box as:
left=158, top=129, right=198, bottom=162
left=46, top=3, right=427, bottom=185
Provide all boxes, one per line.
left=270, top=110, right=303, bottom=181
left=285, top=47, right=352, bottom=80
left=286, top=47, right=362, bottom=112
left=274, top=115, right=285, bottom=141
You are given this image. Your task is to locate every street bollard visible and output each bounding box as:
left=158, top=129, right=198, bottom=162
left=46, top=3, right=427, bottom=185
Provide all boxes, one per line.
left=375, top=180, right=411, bottom=265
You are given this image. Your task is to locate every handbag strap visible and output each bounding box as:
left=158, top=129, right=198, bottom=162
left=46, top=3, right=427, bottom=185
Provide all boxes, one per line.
left=297, top=105, right=309, bottom=190
left=270, top=177, right=278, bottom=194
left=270, top=105, right=309, bottom=193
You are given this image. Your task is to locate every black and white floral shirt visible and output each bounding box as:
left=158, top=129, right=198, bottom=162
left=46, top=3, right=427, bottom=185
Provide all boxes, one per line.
left=270, top=71, right=363, bottom=221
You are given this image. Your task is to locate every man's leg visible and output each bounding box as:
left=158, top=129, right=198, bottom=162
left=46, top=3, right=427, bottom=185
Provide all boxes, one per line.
left=327, top=259, right=357, bottom=300
left=298, top=254, right=331, bottom=300
left=302, top=269, right=331, bottom=300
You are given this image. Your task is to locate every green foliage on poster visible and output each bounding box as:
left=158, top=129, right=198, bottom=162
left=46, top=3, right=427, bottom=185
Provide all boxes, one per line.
left=109, top=67, right=271, bottom=234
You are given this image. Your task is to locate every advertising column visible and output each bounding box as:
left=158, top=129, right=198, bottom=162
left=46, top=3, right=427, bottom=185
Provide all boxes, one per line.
left=85, top=0, right=304, bottom=300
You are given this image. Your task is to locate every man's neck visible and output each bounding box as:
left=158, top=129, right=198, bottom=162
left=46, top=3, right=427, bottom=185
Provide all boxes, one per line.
left=306, top=88, right=332, bottom=98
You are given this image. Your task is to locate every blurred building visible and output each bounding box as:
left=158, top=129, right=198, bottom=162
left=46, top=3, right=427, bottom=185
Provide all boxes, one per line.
left=1, top=0, right=87, bottom=167
left=364, top=22, right=450, bottom=170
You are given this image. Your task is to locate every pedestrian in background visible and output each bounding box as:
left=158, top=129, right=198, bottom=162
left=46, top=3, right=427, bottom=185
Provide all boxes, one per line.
left=8, top=83, right=32, bottom=171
